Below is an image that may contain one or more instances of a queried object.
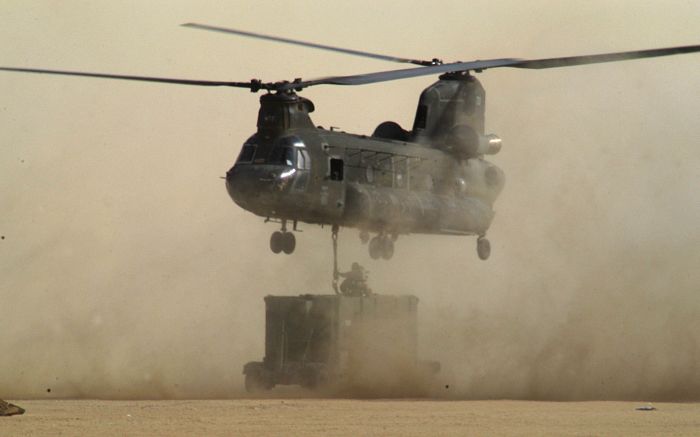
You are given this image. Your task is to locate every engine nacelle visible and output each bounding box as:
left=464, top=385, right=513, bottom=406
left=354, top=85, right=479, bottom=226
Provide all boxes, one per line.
left=446, top=125, right=502, bottom=159
left=372, top=120, right=409, bottom=141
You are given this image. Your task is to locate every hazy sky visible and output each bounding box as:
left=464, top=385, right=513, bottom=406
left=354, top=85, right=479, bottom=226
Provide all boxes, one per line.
left=1, top=1, right=698, bottom=399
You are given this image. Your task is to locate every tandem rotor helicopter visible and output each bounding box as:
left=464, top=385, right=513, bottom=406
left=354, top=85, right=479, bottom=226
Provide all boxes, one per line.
left=2, top=24, right=699, bottom=261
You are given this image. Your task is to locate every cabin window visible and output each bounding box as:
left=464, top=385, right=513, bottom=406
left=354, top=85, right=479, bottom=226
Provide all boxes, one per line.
left=329, top=158, right=344, bottom=181
left=376, top=157, right=393, bottom=187
left=268, top=146, right=295, bottom=167
left=393, top=157, right=407, bottom=188
left=236, top=144, right=256, bottom=164
left=365, top=166, right=375, bottom=183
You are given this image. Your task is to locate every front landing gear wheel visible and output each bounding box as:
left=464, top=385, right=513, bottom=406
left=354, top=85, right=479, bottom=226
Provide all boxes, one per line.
left=270, top=231, right=296, bottom=254
left=282, top=231, right=296, bottom=254
left=270, top=231, right=283, bottom=254
left=477, top=237, right=491, bottom=260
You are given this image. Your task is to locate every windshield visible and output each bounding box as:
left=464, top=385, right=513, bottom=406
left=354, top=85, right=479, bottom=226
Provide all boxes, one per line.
left=236, top=144, right=256, bottom=163
left=268, top=146, right=295, bottom=167
left=267, top=136, right=309, bottom=167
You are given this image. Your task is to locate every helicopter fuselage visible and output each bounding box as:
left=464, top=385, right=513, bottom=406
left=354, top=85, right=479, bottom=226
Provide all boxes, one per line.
left=225, top=85, right=505, bottom=242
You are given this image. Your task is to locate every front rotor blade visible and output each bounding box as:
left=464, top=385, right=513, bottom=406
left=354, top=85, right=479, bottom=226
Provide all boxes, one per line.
left=509, top=44, right=700, bottom=69
left=182, top=23, right=431, bottom=66
left=0, top=66, right=257, bottom=88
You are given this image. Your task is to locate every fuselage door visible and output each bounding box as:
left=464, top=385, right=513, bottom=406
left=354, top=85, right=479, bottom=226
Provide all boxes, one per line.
left=320, top=141, right=346, bottom=219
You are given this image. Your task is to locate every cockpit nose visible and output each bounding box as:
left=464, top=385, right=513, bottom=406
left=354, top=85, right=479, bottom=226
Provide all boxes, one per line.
left=225, top=164, right=246, bottom=196
left=225, top=165, right=258, bottom=205
left=225, top=134, right=311, bottom=209
left=225, top=164, right=295, bottom=207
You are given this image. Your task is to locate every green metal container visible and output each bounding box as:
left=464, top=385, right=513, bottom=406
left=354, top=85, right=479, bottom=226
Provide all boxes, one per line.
left=243, top=294, right=438, bottom=393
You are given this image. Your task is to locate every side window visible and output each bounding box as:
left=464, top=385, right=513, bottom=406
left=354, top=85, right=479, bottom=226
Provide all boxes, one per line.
left=329, top=158, right=344, bottom=181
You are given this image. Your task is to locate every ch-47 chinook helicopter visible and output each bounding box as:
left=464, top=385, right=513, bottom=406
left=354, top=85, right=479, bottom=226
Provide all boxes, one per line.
left=2, top=24, right=699, bottom=261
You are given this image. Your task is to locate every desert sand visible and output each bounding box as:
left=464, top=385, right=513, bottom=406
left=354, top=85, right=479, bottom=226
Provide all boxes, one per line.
left=2, top=399, right=699, bottom=436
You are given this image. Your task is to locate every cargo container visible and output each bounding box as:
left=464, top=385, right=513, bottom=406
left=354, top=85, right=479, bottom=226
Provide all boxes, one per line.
left=243, top=294, right=439, bottom=393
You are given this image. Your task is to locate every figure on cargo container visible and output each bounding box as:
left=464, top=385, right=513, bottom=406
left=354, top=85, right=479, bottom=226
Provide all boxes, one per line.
left=339, top=262, right=371, bottom=297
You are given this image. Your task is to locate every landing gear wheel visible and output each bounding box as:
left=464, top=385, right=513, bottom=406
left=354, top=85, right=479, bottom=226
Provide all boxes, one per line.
left=381, top=238, right=394, bottom=260
left=369, top=237, right=382, bottom=259
left=477, top=237, right=491, bottom=260
left=282, top=232, right=296, bottom=254
left=270, top=231, right=283, bottom=254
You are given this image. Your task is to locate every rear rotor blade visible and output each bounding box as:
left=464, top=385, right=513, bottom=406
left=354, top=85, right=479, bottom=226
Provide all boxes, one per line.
left=0, top=66, right=260, bottom=89
left=285, top=44, right=700, bottom=90
left=286, top=58, right=519, bottom=89
left=182, top=22, right=434, bottom=66
left=509, top=44, right=700, bottom=69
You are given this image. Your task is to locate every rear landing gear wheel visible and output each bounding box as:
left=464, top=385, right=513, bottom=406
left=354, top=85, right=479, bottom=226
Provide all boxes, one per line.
left=369, top=235, right=395, bottom=260
left=477, top=236, right=491, bottom=260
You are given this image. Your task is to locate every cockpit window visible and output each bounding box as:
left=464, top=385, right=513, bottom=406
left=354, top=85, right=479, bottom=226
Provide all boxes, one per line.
left=236, top=143, right=256, bottom=164
left=278, top=136, right=305, bottom=148
left=268, top=146, right=295, bottom=167
left=268, top=136, right=309, bottom=168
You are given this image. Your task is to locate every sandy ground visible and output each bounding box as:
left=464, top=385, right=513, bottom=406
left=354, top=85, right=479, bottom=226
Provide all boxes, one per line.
left=2, top=399, right=698, bottom=436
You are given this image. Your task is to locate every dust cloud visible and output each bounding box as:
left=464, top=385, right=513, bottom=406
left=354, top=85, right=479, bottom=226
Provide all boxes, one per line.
left=0, top=2, right=698, bottom=400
